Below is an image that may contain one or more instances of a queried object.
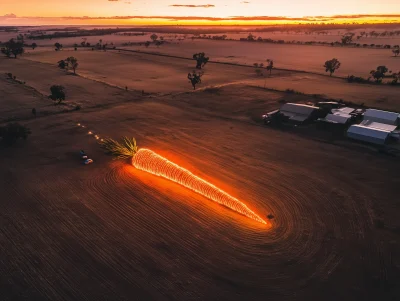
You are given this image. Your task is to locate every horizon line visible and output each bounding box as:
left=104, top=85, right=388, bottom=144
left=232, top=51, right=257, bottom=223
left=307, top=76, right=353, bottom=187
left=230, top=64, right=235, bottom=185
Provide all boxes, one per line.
left=1, top=13, right=400, bottom=26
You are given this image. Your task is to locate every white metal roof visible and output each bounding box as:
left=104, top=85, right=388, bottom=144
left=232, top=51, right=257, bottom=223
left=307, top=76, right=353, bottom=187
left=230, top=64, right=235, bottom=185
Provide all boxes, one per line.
left=323, top=114, right=352, bottom=124
left=361, top=120, right=397, bottom=132
left=347, top=125, right=391, bottom=143
left=281, top=103, right=318, bottom=116
left=364, top=109, right=399, bottom=124
left=332, top=107, right=355, bottom=115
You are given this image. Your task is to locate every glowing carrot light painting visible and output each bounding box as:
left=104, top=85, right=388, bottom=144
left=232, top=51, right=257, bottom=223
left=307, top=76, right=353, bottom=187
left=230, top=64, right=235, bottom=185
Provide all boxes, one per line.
left=100, top=137, right=266, bottom=224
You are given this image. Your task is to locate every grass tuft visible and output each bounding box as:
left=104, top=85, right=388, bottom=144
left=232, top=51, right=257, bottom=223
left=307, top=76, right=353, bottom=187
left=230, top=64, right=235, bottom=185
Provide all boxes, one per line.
left=99, top=136, right=138, bottom=160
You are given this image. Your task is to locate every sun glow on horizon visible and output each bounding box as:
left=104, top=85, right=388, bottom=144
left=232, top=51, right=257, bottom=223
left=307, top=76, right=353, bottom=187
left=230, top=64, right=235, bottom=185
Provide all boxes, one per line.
left=0, top=0, right=399, bottom=26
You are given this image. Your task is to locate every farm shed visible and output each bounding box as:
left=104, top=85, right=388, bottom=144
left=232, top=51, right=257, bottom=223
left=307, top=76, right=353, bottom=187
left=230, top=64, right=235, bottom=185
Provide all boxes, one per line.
left=360, top=120, right=397, bottom=132
left=363, top=109, right=400, bottom=125
left=331, top=107, right=356, bottom=115
left=319, top=113, right=352, bottom=124
left=347, top=125, right=391, bottom=145
left=280, top=103, right=320, bottom=123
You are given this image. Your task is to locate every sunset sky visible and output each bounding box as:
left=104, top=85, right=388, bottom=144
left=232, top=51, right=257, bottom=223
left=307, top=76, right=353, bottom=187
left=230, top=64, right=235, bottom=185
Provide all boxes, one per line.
left=1, top=0, right=400, bottom=25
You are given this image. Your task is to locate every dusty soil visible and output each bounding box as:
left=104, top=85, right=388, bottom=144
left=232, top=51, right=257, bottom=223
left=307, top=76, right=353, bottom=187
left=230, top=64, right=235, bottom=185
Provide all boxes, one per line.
left=251, top=73, right=400, bottom=111
left=20, top=49, right=257, bottom=94
left=3, top=26, right=400, bottom=78
left=119, top=39, right=400, bottom=77
left=16, top=48, right=400, bottom=111
left=1, top=35, right=400, bottom=301
left=227, top=32, right=400, bottom=45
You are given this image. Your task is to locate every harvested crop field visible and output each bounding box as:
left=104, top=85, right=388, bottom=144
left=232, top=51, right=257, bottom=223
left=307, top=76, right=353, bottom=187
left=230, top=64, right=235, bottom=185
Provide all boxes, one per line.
left=1, top=31, right=400, bottom=300
left=120, top=39, right=400, bottom=77
left=21, top=49, right=257, bottom=94
left=1, top=66, right=400, bottom=300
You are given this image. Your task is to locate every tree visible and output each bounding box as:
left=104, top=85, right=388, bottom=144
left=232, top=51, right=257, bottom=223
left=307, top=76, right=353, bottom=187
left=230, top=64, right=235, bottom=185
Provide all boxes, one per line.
left=144, top=41, right=150, bottom=48
left=1, top=38, right=24, bottom=58
left=150, top=34, right=158, bottom=42
left=16, top=34, right=24, bottom=42
left=49, top=85, right=66, bottom=103
left=341, top=33, right=354, bottom=45
left=160, top=36, right=164, bottom=41
left=1, top=47, right=9, bottom=56
left=31, top=43, right=37, bottom=50
left=324, top=58, right=341, bottom=76
left=266, top=59, right=274, bottom=75
left=66, top=56, right=78, bottom=74
left=0, top=123, right=31, bottom=146
left=54, top=42, right=63, bottom=51
left=370, top=66, right=388, bottom=83
left=393, top=48, right=400, bottom=57
left=247, top=33, right=255, bottom=41
left=58, top=59, right=67, bottom=69
left=187, top=71, right=203, bottom=90
left=193, top=52, right=209, bottom=69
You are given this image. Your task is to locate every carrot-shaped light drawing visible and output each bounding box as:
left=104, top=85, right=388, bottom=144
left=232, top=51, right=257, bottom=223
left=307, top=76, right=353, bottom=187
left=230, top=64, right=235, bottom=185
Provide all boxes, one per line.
left=100, top=137, right=266, bottom=224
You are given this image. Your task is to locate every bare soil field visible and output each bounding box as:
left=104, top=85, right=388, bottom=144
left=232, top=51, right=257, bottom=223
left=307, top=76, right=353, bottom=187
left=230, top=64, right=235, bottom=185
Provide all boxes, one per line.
left=1, top=36, right=400, bottom=300
left=0, top=31, right=17, bottom=43
left=121, top=39, right=400, bottom=77
left=226, top=30, right=400, bottom=45
left=4, top=25, right=400, bottom=47
left=0, top=55, right=144, bottom=105
left=3, top=27, right=400, bottom=78
left=20, top=49, right=257, bottom=93
left=15, top=48, right=400, bottom=111
left=251, top=73, right=400, bottom=111
left=1, top=76, right=400, bottom=300
left=24, top=34, right=152, bottom=47
left=0, top=76, right=54, bottom=122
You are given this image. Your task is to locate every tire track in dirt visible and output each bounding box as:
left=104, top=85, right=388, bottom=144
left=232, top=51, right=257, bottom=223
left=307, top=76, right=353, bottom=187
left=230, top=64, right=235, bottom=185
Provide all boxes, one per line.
left=2, top=82, right=399, bottom=299
left=73, top=154, right=357, bottom=299
left=71, top=116, right=371, bottom=298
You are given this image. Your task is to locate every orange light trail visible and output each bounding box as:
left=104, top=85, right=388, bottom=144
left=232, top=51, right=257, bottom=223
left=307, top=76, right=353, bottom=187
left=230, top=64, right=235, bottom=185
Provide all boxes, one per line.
left=132, top=148, right=266, bottom=224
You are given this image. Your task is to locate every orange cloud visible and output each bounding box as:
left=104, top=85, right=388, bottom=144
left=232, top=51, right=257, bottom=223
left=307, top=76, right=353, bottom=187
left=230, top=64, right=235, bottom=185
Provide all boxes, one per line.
left=1, top=13, right=399, bottom=25
left=169, top=4, right=215, bottom=8
left=0, top=13, right=17, bottom=19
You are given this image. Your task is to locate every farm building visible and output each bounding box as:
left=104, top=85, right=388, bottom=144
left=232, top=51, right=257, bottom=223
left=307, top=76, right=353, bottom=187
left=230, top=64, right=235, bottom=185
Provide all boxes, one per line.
left=360, top=120, right=397, bottom=132
left=318, top=113, right=352, bottom=125
left=331, top=107, right=356, bottom=115
left=347, top=125, right=392, bottom=145
left=363, top=109, right=400, bottom=125
left=316, top=101, right=342, bottom=110
left=280, top=103, right=320, bottom=123
left=319, top=107, right=356, bottom=124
